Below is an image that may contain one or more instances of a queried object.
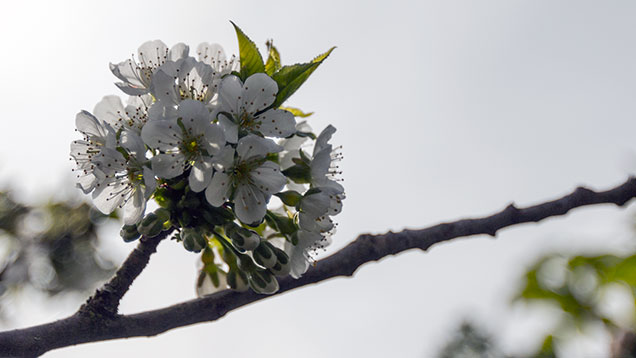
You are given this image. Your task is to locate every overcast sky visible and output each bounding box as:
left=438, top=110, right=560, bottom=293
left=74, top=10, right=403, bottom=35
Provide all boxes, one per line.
left=2, top=0, right=636, bottom=357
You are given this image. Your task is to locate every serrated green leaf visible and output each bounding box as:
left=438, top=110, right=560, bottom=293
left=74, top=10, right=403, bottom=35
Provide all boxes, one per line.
left=265, top=40, right=281, bottom=76
left=272, top=47, right=335, bottom=108
left=279, top=106, right=314, bottom=118
left=231, top=21, right=265, bottom=80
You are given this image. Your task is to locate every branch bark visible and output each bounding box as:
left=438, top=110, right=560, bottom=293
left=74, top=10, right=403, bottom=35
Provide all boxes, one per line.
left=81, top=229, right=173, bottom=317
left=2, top=178, right=636, bottom=357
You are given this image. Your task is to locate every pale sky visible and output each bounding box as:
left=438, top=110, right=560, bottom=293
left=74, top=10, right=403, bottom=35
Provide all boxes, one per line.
left=2, top=0, right=636, bottom=357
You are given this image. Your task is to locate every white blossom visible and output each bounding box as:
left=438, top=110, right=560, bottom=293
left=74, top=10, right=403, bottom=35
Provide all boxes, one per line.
left=278, top=121, right=312, bottom=170
left=298, top=186, right=344, bottom=234
left=110, top=40, right=189, bottom=95
left=205, top=135, right=286, bottom=224
left=196, top=43, right=239, bottom=74
left=93, top=94, right=151, bottom=134
left=215, top=73, right=296, bottom=142
left=285, top=230, right=331, bottom=279
left=70, top=111, right=117, bottom=194
left=90, top=131, right=155, bottom=225
left=141, top=99, right=225, bottom=192
left=151, top=57, right=221, bottom=109
left=309, top=125, right=344, bottom=191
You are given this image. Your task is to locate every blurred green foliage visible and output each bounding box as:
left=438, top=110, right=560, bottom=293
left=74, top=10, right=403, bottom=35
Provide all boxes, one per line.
left=437, top=250, right=636, bottom=357
left=0, top=190, right=117, bottom=302
left=515, top=253, right=636, bottom=357
left=438, top=322, right=503, bottom=358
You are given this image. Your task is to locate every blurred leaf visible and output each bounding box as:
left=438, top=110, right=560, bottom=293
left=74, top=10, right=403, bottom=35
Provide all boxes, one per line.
left=0, top=190, right=117, bottom=300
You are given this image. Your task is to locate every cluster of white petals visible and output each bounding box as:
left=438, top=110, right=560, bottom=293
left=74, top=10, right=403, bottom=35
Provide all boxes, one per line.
left=71, top=36, right=344, bottom=292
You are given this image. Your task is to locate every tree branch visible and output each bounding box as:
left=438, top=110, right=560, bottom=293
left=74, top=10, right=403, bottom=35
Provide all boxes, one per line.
left=81, top=229, right=173, bottom=317
left=2, top=178, right=636, bottom=357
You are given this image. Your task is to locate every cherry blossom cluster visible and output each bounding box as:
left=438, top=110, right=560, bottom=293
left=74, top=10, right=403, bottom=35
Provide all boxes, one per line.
left=70, top=25, right=344, bottom=294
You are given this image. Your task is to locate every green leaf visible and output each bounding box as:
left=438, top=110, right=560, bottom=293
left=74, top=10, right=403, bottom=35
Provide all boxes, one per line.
left=265, top=40, right=281, bottom=76
left=275, top=190, right=303, bottom=206
left=272, top=47, right=335, bottom=108
left=279, top=106, right=314, bottom=118
left=282, top=162, right=312, bottom=184
left=265, top=211, right=297, bottom=235
left=231, top=21, right=265, bottom=80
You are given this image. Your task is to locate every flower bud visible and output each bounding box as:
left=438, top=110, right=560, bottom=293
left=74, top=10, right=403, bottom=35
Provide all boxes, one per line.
left=177, top=210, right=192, bottom=227
left=181, top=228, right=207, bottom=252
left=120, top=224, right=141, bottom=242
left=249, top=270, right=279, bottom=294
left=137, top=213, right=163, bottom=237
left=237, top=253, right=257, bottom=272
left=254, top=241, right=277, bottom=268
left=270, top=247, right=291, bottom=277
left=178, top=194, right=200, bottom=210
left=226, top=224, right=261, bottom=251
left=201, top=209, right=225, bottom=226
left=227, top=269, right=249, bottom=292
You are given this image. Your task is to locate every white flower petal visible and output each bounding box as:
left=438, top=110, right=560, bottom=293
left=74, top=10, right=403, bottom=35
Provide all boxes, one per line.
left=137, top=40, right=168, bottom=69
left=249, top=161, right=286, bottom=196
left=189, top=157, right=214, bottom=193
left=151, top=153, right=185, bottom=179
left=255, top=109, right=296, bottom=138
left=197, top=43, right=226, bottom=69
left=181, top=59, right=216, bottom=103
left=123, top=189, right=146, bottom=225
left=299, top=211, right=334, bottom=234
left=205, top=171, right=232, bottom=206
left=218, top=75, right=243, bottom=115
left=310, top=146, right=332, bottom=183
left=147, top=101, right=178, bottom=121
left=212, top=145, right=235, bottom=171
left=76, top=170, right=99, bottom=194
left=110, top=60, right=146, bottom=92
left=242, top=73, right=277, bottom=114
left=177, top=99, right=210, bottom=134
left=92, top=180, right=126, bottom=214
left=286, top=230, right=323, bottom=278
left=150, top=66, right=180, bottom=105
left=234, top=184, right=266, bottom=224
left=76, top=111, right=109, bottom=139
left=236, top=135, right=282, bottom=160
left=168, top=43, right=189, bottom=61
left=120, top=130, right=146, bottom=158
left=93, top=95, right=125, bottom=129
left=143, top=167, right=157, bottom=199
left=93, top=147, right=127, bottom=173
left=217, top=114, right=238, bottom=143
left=141, top=119, right=181, bottom=150
left=300, top=191, right=331, bottom=218
left=114, top=81, right=149, bottom=96
left=203, top=123, right=225, bottom=155
left=314, top=125, right=337, bottom=156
